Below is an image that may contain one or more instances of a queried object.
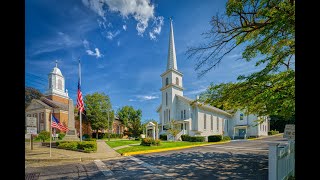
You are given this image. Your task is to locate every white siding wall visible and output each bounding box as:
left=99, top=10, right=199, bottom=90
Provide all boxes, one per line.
left=197, top=108, right=228, bottom=137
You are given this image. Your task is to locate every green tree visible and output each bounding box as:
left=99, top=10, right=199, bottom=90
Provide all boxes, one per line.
left=117, top=106, right=142, bottom=138
left=37, top=131, right=50, bottom=142
left=84, top=92, right=112, bottom=139
left=187, top=0, right=295, bottom=119
left=167, top=120, right=180, bottom=141
left=25, top=86, right=43, bottom=108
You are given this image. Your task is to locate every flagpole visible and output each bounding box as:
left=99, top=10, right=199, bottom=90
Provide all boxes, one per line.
left=79, top=58, right=82, bottom=142
left=50, top=111, right=52, bottom=157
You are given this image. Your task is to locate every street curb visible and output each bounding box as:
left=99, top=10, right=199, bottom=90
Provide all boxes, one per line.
left=25, top=156, right=124, bottom=162
left=247, top=133, right=283, bottom=141
left=121, top=141, right=231, bottom=156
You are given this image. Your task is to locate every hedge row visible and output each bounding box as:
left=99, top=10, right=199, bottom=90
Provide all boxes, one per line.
left=57, top=141, right=97, bottom=153
left=208, top=135, right=231, bottom=142
left=91, top=133, right=124, bottom=139
left=140, top=138, right=161, bottom=146
left=181, top=135, right=205, bottom=142
left=268, top=130, right=280, bottom=135
left=159, top=134, right=167, bottom=140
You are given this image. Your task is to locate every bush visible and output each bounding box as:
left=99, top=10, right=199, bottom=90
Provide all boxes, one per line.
left=135, top=138, right=141, bottom=141
left=84, top=138, right=96, bottom=141
left=57, top=141, right=78, bottom=151
left=57, top=141, right=97, bottom=153
left=268, top=130, right=280, bottom=135
left=159, top=134, right=167, bottom=140
left=208, top=135, right=222, bottom=142
left=152, top=139, right=161, bottom=146
left=38, top=131, right=50, bottom=142
left=181, top=134, right=191, bottom=141
left=141, top=137, right=153, bottom=146
left=189, top=136, right=205, bottom=142
left=222, top=136, right=231, bottom=141
left=58, top=133, right=66, bottom=140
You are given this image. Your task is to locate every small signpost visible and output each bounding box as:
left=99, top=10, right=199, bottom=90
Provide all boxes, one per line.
left=26, top=117, right=37, bottom=150
left=283, top=124, right=295, bottom=140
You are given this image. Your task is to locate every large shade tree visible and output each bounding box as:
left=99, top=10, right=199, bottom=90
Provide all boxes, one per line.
left=187, top=0, right=295, bottom=120
left=84, top=92, right=112, bottom=139
left=25, top=86, right=43, bottom=108
left=117, top=106, right=142, bottom=138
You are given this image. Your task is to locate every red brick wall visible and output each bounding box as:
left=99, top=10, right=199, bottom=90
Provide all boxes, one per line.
left=46, top=95, right=69, bottom=105
left=75, top=120, right=92, bottom=137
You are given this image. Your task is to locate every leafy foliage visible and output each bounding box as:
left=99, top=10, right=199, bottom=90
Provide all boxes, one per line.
left=25, top=86, right=43, bottom=108
left=166, top=119, right=181, bottom=141
left=187, top=0, right=295, bottom=119
left=208, top=135, right=222, bottom=142
left=160, top=134, right=167, bottom=140
left=84, top=92, right=112, bottom=138
left=117, top=106, right=143, bottom=137
left=37, top=131, right=50, bottom=142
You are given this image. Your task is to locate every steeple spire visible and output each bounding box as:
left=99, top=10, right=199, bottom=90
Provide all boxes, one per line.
left=167, top=17, right=177, bottom=70
left=55, top=60, right=58, bottom=68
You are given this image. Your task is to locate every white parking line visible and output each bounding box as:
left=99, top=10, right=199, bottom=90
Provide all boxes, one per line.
left=94, top=159, right=114, bottom=177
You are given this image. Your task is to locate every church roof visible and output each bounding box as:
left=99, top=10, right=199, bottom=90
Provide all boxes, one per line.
left=167, top=18, right=177, bottom=70
left=176, top=94, right=232, bottom=117
left=50, top=67, right=63, bottom=76
left=40, top=97, right=69, bottom=111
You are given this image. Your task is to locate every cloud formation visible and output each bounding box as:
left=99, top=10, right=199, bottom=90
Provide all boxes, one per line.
left=82, top=0, right=164, bottom=39
left=106, top=30, right=120, bottom=40
left=86, top=48, right=102, bottom=58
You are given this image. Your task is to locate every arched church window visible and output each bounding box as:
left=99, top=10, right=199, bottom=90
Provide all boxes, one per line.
left=176, top=77, right=179, bottom=86
left=58, top=79, right=62, bottom=90
left=166, top=78, right=169, bottom=86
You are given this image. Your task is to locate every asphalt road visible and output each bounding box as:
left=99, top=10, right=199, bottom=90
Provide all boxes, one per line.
left=25, top=135, right=287, bottom=180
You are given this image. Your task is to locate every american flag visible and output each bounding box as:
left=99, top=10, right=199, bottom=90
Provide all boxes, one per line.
left=51, top=114, right=69, bottom=132
left=76, top=80, right=85, bottom=113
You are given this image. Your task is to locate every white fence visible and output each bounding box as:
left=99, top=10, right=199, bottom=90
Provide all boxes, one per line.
left=268, top=141, right=295, bottom=180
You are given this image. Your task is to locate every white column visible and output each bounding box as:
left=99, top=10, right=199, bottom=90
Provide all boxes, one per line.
left=153, top=126, right=155, bottom=140
left=268, top=143, right=279, bottom=180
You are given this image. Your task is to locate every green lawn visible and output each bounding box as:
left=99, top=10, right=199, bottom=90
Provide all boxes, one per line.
left=117, top=141, right=211, bottom=154
left=105, top=140, right=140, bottom=148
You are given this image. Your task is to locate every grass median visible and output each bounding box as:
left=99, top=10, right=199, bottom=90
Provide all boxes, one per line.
left=106, top=140, right=141, bottom=148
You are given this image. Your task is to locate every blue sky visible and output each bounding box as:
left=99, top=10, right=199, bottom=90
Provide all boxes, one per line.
left=26, top=0, right=262, bottom=122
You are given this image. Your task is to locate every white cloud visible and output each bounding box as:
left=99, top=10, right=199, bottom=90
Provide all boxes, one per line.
left=149, top=32, right=156, bottom=40
left=86, top=48, right=103, bottom=58
left=123, top=24, right=127, bottom=31
left=185, top=87, right=207, bottom=96
left=82, top=0, right=106, bottom=19
left=136, top=95, right=158, bottom=100
left=117, top=40, right=120, bottom=46
left=129, top=99, right=136, bottom=102
left=148, top=16, right=164, bottom=40
left=82, top=39, right=90, bottom=49
left=106, top=30, right=120, bottom=40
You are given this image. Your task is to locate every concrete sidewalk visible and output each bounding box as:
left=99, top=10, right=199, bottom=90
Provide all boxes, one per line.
left=25, top=140, right=121, bottom=162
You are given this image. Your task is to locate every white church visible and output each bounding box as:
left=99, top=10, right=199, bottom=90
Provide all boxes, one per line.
left=157, top=19, right=269, bottom=140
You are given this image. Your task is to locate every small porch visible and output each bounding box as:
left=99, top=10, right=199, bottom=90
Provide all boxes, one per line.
left=233, top=125, right=248, bottom=139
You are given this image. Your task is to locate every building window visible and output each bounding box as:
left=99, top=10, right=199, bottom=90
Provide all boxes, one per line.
left=211, top=115, right=213, bottom=130
left=166, top=77, right=169, bottom=86
left=58, top=79, right=62, bottom=90
left=166, top=92, right=168, bottom=106
left=49, top=77, right=52, bottom=88
left=176, top=77, right=179, bottom=86
left=181, top=111, right=183, bottom=119
left=204, top=114, right=206, bottom=130
left=217, top=117, right=219, bottom=131
left=240, top=113, right=244, bottom=120
left=183, top=110, right=186, bottom=119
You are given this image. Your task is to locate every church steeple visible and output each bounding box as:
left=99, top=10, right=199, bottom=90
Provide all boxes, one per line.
left=167, top=18, right=177, bottom=70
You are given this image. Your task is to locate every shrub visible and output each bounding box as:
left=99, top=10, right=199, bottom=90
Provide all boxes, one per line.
left=152, top=139, right=161, bottom=146
left=189, top=136, right=205, bottom=142
left=181, top=135, right=191, bottom=141
left=159, top=134, right=167, bottom=140
left=135, top=138, right=141, bottom=141
left=58, top=133, right=66, bottom=140
left=57, top=141, right=78, bottom=151
left=208, top=135, right=222, bottom=142
left=77, top=141, right=97, bottom=152
left=268, top=130, right=280, bottom=135
left=222, top=136, right=231, bottom=141
left=38, top=131, right=50, bottom=142
left=84, top=138, right=96, bottom=141
left=141, top=138, right=153, bottom=146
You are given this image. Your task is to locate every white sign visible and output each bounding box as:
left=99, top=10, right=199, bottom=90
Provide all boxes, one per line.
left=26, top=117, right=37, bottom=127
left=27, top=127, right=37, bottom=135
left=283, top=124, right=295, bottom=140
